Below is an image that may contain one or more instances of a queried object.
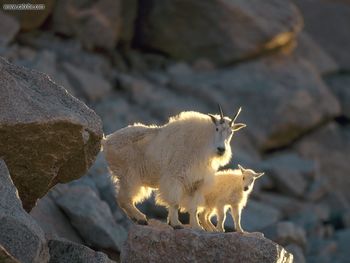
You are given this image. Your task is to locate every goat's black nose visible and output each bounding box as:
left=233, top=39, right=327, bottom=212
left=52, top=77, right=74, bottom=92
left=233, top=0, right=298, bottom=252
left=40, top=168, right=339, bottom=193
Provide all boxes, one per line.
left=217, top=147, right=225, bottom=155
left=244, top=186, right=249, bottom=191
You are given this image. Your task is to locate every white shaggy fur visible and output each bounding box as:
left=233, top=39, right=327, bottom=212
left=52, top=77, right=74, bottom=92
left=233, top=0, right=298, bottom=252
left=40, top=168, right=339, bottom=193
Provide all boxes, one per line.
left=197, top=165, right=264, bottom=232
left=102, top=110, right=245, bottom=229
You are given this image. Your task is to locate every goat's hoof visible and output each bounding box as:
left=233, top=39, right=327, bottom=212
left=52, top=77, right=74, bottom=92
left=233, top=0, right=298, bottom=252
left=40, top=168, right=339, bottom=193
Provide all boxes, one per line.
left=173, top=225, right=184, bottom=230
left=137, top=219, right=148, bottom=225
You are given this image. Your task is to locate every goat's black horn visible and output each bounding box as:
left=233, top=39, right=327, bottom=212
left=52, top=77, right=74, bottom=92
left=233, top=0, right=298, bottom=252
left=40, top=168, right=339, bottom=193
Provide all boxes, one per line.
left=218, top=104, right=224, bottom=120
left=232, top=107, right=242, bottom=123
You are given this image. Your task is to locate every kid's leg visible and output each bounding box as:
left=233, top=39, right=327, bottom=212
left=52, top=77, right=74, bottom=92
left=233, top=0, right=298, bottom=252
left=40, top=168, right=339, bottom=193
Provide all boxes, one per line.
left=216, top=209, right=226, bottom=232
left=231, top=205, right=244, bottom=233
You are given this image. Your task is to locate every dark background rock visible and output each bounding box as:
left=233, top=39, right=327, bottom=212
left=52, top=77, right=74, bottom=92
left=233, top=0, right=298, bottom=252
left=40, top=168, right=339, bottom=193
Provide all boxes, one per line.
left=135, top=0, right=302, bottom=65
left=0, top=0, right=55, bottom=31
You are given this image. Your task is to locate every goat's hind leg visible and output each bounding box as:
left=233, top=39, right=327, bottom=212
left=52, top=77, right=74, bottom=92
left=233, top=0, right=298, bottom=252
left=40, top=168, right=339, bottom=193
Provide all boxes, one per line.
left=117, top=179, right=149, bottom=225
left=198, top=209, right=215, bottom=231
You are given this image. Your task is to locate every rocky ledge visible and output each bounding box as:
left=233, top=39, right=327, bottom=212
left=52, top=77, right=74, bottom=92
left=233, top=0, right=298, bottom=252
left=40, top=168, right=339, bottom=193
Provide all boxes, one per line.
left=121, top=220, right=293, bottom=263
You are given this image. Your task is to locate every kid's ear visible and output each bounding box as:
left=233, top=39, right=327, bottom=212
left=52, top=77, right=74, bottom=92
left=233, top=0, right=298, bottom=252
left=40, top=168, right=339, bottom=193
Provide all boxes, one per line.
left=208, top=114, right=217, bottom=125
left=255, top=172, right=265, bottom=178
left=238, top=164, right=245, bottom=172
left=232, top=123, right=246, bottom=131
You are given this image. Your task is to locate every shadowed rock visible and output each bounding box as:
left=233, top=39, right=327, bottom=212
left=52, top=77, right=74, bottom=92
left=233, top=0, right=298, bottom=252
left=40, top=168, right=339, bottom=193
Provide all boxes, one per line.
left=0, top=159, right=49, bottom=263
left=48, top=239, right=116, bottom=263
left=0, top=56, right=103, bottom=211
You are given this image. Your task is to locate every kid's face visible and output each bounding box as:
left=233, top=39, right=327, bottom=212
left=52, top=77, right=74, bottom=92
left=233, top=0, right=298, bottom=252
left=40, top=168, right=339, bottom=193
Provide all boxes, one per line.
left=239, top=165, right=264, bottom=192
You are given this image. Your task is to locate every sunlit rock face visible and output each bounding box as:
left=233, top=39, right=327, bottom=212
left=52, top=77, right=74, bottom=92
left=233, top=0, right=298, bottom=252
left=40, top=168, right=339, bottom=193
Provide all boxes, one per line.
left=0, top=57, right=103, bottom=211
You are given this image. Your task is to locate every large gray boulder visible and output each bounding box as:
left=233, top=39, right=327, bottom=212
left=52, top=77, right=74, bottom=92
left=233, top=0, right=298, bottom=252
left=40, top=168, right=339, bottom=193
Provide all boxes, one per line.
left=0, top=159, right=49, bottom=263
left=0, top=56, right=103, bottom=211
left=170, top=55, right=340, bottom=151
left=136, top=0, right=302, bottom=65
left=121, top=220, right=293, bottom=263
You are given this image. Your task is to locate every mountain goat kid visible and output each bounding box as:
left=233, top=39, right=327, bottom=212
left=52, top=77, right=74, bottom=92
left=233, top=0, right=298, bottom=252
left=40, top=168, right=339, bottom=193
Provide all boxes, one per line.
left=102, top=106, right=246, bottom=229
left=198, top=165, right=264, bottom=233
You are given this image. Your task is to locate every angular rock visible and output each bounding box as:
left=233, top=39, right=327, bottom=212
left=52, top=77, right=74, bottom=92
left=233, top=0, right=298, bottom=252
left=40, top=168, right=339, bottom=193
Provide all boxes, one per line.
left=334, top=229, right=350, bottom=262
left=53, top=0, right=122, bottom=50
left=62, top=62, right=112, bottom=101
left=261, top=152, right=315, bottom=197
left=0, top=56, right=103, bottom=211
left=1, top=0, right=55, bottom=30
left=170, top=55, right=340, bottom=150
left=0, top=159, right=49, bottom=263
left=136, top=0, right=302, bottom=65
left=0, top=245, right=19, bottom=263
left=285, top=244, right=305, bottom=263
left=48, top=239, right=115, bottom=263
left=0, top=11, right=20, bottom=46
left=121, top=221, right=293, bottom=263
left=325, top=74, right=350, bottom=119
left=295, top=32, right=338, bottom=75
left=56, top=186, right=127, bottom=252
left=257, top=192, right=305, bottom=218
left=241, top=200, right=282, bottom=232
left=262, top=221, right=307, bottom=249
left=294, top=0, right=350, bottom=70
left=294, top=122, right=350, bottom=202
left=30, top=194, right=83, bottom=244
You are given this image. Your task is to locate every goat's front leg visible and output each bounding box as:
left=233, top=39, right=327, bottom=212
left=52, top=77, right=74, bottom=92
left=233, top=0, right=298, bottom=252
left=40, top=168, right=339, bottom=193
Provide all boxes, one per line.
left=188, top=191, right=204, bottom=230
left=216, top=208, right=226, bottom=232
left=231, top=204, right=244, bottom=233
left=168, top=204, right=183, bottom=229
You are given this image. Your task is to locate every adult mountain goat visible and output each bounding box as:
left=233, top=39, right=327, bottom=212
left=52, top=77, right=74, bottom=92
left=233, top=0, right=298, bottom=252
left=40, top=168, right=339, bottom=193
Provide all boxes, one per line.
left=102, top=106, right=246, bottom=229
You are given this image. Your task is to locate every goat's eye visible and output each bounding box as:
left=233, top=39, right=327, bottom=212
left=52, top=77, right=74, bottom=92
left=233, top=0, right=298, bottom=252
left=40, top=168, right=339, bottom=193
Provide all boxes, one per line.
left=242, top=177, right=245, bottom=180
left=216, top=128, right=219, bottom=131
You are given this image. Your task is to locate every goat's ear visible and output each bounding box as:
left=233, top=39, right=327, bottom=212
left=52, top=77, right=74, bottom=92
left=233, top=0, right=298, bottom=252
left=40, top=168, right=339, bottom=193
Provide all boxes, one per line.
left=208, top=114, right=217, bottom=125
left=255, top=172, right=265, bottom=178
left=238, top=164, right=246, bottom=173
left=232, top=123, right=246, bottom=131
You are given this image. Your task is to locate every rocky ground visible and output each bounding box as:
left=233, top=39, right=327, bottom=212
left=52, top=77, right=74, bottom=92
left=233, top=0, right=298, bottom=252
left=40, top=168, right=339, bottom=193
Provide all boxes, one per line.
left=0, top=0, right=350, bottom=262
